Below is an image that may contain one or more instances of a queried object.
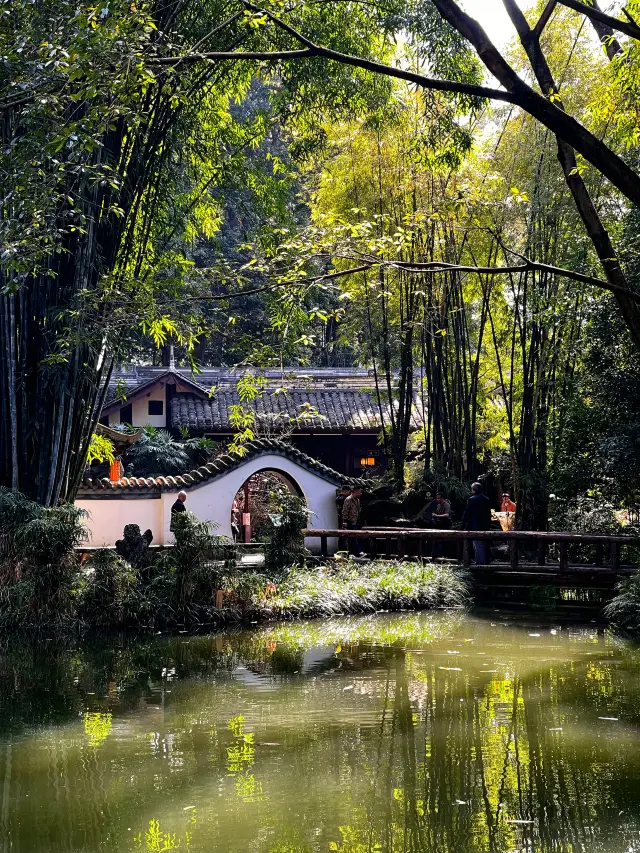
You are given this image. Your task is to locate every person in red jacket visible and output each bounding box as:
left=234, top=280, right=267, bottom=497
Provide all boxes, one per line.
left=501, top=493, right=517, bottom=514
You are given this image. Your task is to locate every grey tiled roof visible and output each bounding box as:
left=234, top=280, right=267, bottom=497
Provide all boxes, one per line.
left=171, top=389, right=425, bottom=433
left=78, top=438, right=367, bottom=495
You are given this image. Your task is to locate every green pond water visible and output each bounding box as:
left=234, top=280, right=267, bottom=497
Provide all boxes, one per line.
left=1, top=612, right=640, bottom=853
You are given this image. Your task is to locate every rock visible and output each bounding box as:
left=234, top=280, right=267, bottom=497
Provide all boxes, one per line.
left=115, top=524, right=153, bottom=568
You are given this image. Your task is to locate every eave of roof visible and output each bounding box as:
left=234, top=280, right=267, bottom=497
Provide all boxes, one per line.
left=78, top=438, right=368, bottom=496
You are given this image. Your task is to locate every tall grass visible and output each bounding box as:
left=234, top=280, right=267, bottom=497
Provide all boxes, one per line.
left=251, top=561, right=470, bottom=621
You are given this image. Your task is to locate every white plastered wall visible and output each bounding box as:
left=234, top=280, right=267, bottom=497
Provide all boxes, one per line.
left=112, top=384, right=167, bottom=428
left=77, top=452, right=340, bottom=552
left=77, top=496, right=163, bottom=546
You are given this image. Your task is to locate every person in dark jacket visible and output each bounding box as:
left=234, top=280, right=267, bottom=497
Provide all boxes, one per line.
left=462, top=482, right=492, bottom=564
left=170, top=490, right=187, bottom=532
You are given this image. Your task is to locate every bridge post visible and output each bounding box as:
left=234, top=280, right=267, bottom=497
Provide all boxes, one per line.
left=537, top=539, right=547, bottom=566
left=611, top=541, right=621, bottom=572
left=510, top=540, right=519, bottom=571
left=559, top=542, right=568, bottom=572
left=462, top=539, right=471, bottom=568
left=320, top=535, right=328, bottom=558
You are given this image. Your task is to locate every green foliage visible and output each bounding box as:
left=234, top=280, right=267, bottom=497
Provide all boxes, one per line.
left=167, top=511, right=236, bottom=618
left=78, top=549, right=135, bottom=628
left=549, top=494, right=625, bottom=537
left=553, top=300, right=640, bottom=508
left=123, top=426, right=216, bottom=476
left=86, top=434, right=116, bottom=465
left=604, top=572, right=640, bottom=635
left=0, top=488, right=86, bottom=627
left=263, top=493, right=311, bottom=572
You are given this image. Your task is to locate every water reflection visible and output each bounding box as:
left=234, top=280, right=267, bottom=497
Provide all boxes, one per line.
left=1, top=613, right=640, bottom=853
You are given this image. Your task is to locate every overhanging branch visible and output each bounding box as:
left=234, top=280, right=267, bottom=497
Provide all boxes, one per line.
left=152, top=47, right=514, bottom=103
left=557, top=0, right=640, bottom=40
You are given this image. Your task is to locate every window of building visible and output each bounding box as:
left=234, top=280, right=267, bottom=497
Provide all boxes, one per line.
left=360, top=457, right=376, bottom=467
left=119, top=403, right=132, bottom=424
left=148, top=400, right=164, bottom=416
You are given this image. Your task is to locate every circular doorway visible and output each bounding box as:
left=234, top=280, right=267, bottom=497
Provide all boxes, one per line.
left=230, top=468, right=304, bottom=543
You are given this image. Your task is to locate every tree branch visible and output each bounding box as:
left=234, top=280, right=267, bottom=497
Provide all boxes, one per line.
left=533, top=0, right=558, bottom=37
left=153, top=48, right=316, bottom=64
left=430, top=0, right=640, bottom=205
left=286, top=255, right=640, bottom=303
left=152, top=46, right=514, bottom=102
left=375, top=259, right=640, bottom=302
left=557, top=0, right=640, bottom=41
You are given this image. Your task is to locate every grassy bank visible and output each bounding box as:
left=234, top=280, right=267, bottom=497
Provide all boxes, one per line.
left=243, top=561, right=470, bottom=622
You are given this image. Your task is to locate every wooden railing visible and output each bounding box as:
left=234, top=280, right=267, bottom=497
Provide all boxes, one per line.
left=303, top=528, right=640, bottom=571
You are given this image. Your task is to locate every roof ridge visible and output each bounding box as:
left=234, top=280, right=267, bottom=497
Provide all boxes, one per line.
left=79, top=438, right=368, bottom=494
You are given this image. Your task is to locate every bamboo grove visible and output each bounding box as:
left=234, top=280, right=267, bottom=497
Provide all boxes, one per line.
left=2, top=0, right=640, bottom=513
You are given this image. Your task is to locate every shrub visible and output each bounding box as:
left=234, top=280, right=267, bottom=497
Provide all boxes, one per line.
left=122, top=426, right=220, bottom=477
left=125, top=427, right=193, bottom=476
left=79, top=549, right=136, bottom=628
left=167, top=511, right=236, bottom=619
left=604, top=572, right=640, bottom=635
left=0, top=489, right=86, bottom=628
left=550, top=493, right=640, bottom=563
left=263, top=493, right=310, bottom=572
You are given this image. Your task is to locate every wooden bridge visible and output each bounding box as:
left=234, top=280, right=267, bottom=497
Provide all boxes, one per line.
left=304, top=527, right=640, bottom=610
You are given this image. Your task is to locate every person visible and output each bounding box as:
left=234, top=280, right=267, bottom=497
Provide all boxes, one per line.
left=342, top=486, right=365, bottom=556
left=336, top=485, right=351, bottom=527
left=462, top=482, right=492, bottom=565
left=170, top=490, right=188, bottom=532
left=432, top=493, right=452, bottom=528
left=501, top=492, right=517, bottom=514
left=431, top=492, right=452, bottom=558
left=231, top=497, right=242, bottom=541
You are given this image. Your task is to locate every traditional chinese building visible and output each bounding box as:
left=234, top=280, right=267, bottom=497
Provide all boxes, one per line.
left=100, top=367, right=425, bottom=477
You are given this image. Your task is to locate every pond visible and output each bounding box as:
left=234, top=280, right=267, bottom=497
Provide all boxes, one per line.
left=1, top=612, right=640, bottom=852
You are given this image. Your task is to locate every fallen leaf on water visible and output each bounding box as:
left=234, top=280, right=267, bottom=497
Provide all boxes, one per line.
left=506, top=819, right=535, bottom=824
left=598, top=716, right=619, bottom=721
left=439, top=667, right=462, bottom=671
left=343, top=685, right=354, bottom=691
left=183, top=806, right=196, bottom=811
